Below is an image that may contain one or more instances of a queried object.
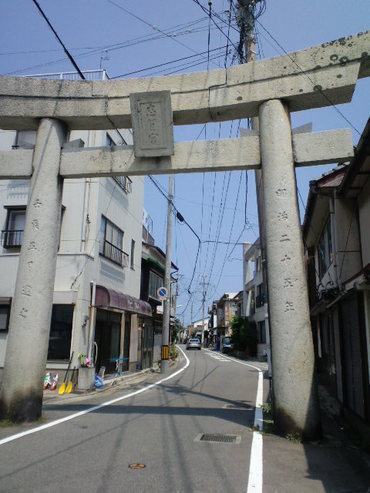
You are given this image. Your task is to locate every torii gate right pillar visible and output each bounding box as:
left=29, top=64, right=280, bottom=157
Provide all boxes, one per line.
left=259, top=99, right=321, bottom=440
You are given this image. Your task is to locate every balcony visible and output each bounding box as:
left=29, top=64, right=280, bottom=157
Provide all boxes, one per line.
left=1, top=229, right=24, bottom=248
left=101, top=240, right=129, bottom=267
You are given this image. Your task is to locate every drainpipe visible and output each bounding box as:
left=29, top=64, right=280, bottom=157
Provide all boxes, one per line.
left=88, top=280, right=97, bottom=362
left=81, top=178, right=91, bottom=252
left=81, top=130, right=92, bottom=253
left=330, top=194, right=340, bottom=290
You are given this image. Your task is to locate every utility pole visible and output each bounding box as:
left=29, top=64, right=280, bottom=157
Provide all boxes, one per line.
left=236, top=0, right=265, bottom=242
left=236, top=0, right=269, bottom=365
left=201, top=275, right=206, bottom=346
left=161, top=174, right=174, bottom=374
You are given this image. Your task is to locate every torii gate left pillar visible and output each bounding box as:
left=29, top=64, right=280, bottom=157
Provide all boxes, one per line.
left=0, top=119, right=66, bottom=421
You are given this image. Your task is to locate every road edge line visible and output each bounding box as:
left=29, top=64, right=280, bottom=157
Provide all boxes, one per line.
left=203, top=349, right=264, bottom=492
left=0, top=346, right=190, bottom=447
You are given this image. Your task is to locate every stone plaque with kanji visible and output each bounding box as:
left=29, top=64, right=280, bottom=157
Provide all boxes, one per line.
left=130, top=90, right=174, bottom=158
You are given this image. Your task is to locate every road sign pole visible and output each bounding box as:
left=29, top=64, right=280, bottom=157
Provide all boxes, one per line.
left=161, top=174, right=174, bottom=374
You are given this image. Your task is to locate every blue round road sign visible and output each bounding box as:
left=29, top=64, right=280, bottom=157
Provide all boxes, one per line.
left=157, top=287, right=168, bottom=299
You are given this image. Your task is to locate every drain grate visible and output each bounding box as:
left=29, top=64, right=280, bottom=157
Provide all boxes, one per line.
left=195, top=433, right=241, bottom=444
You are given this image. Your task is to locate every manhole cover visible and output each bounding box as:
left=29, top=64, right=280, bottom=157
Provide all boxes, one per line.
left=194, top=433, right=241, bottom=444
left=129, top=463, right=146, bottom=469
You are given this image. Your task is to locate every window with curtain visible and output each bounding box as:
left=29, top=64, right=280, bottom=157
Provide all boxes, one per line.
left=99, top=216, right=126, bottom=266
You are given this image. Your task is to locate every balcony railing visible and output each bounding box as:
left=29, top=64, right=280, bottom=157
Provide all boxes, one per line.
left=1, top=229, right=24, bottom=248
left=102, top=240, right=129, bottom=267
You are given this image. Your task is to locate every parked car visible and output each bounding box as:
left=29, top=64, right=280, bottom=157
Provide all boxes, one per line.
left=222, top=337, right=232, bottom=354
left=186, top=338, right=201, bottom=350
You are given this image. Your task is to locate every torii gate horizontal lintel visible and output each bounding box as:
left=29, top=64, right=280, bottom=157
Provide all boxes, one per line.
left=0, top=129, right=353, bottom=179
left=0, top=31, right=368, bottom=131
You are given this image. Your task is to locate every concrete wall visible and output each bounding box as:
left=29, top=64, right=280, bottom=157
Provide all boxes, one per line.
left=153, top=333, right=162, bottom=363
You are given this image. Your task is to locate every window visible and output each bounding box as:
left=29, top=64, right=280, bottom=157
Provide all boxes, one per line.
left=113, top=175, right=132, bottom=193
left=47, top=305, right=73, bottom=360
left=107, top=132, right=132, bottom=193
left=106, top=133, right=115, bottom=147
left=318, top=217, right=333, bottom=278
left=13, top=130, right=36, bottom=149
left=2, top=207, right=26, bottom=248
left=257, top=321, right=266, bottom=344
left=99, top=216, right=128, bottom=266
left=256, top=284, right=265, bottom=307
left=0, top=304, right=10, bottom=331
left=149, top=271, right=164, bottom=300
left=130, top=239, right=136, bottom=269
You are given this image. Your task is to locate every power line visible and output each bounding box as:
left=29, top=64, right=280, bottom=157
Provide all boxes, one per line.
left=4, top=16, right=216, bottom=76
left=112, top=45, right=227, bottom=79
left=191, top=0, right=239, bottom=54
left=31, top=0, right=85, bottom=80
left=107, top=0, right=221, bottom=69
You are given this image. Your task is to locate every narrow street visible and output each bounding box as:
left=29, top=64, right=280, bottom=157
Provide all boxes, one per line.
left=0, top=348, right=267, bottom=493
left=1, top=348, right=370, bottom=492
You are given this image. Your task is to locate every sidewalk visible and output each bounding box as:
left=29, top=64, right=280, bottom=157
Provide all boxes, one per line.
left=42, top=359, right=176, bottom=404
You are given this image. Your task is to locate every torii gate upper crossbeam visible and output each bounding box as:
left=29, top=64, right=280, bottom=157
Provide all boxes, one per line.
left=0, top=32, right=368, bottom=130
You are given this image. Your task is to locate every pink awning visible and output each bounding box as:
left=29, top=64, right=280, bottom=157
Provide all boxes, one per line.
left=95, top=285, right=152, bottom=317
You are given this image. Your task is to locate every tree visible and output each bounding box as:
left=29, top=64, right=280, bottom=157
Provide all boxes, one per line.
left=230, top=316, right=257, bottom=356
left=171, top=318, right=182, bottom=343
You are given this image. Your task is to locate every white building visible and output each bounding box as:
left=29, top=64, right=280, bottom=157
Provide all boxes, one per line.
left=243, top=240, right=270, bottom=361
left=0, top=70, right=151, bottom=379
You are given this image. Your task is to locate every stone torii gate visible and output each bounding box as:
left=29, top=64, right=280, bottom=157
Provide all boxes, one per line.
left=0, top=31, right=369, bottom=439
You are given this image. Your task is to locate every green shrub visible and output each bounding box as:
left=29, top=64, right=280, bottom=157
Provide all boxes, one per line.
left=230, top=316, right=257, bottom=356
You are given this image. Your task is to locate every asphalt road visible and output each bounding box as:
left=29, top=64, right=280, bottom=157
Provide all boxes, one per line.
left=0, top=348, right=266, bottom=493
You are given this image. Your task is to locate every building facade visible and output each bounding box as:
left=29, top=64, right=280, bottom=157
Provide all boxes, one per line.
left=0, top=70, right=150, bottom=380
left=243, top=240, right=270, bottom=360
left=303, top=119, right=370, bottom=432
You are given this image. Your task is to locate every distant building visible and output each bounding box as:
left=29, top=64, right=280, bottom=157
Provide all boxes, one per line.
left=243, top=240, right=270, bottom=360
left=140, top=231, right=178, bottom=364
left=214, top=292, right=239, bottom=338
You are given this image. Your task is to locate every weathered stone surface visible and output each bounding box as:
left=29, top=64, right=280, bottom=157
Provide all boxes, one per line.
left=58, top=130, right=353, bottom=178
left=60, top=136, right=260, bottom=177
left=0, top=149, right=33, bottom=178
left=259, top=99, right=321, bottom=440
left=293, top=129, right=353, bottom=166
left=0, top=129, right=353, bottom=180
left=0, top=119, right=67, bottom=422
left=0, top=32, right=368, bottom=130
left=130, top=91, right=174, bottom=157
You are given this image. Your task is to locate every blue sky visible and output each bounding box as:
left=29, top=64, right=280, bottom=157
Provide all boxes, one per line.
left=0, top=0, right=369, bottom=325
